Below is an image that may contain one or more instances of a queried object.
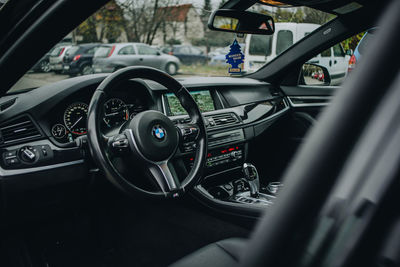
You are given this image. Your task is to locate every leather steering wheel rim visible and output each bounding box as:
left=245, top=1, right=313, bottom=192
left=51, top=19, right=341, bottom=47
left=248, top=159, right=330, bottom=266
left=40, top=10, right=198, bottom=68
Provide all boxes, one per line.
left=87, top=66, right=207, bottom=198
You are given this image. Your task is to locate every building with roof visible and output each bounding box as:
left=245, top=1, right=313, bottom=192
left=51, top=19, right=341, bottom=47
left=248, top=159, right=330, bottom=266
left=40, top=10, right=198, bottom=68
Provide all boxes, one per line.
left=153, top=4, right=204, bottom=46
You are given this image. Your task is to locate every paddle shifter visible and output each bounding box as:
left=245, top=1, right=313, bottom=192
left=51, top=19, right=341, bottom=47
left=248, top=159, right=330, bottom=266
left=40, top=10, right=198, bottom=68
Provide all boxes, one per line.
left=242, top=163, right=260, bottom=197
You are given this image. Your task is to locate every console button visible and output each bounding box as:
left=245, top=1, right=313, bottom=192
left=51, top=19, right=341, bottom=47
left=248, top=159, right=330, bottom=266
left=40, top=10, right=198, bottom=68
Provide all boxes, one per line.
left=6, top=157, right=20, bottom=166
left=3, top=150, right=17, bottom=159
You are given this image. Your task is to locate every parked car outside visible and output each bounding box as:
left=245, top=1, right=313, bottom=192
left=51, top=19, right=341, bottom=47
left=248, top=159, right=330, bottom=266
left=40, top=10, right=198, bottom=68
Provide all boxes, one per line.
left=347, top=28, right=377, bottom=73
left=30, top=42, right=72, bottom=73
left=245, top=23, right=349, bottom=84
left=49, top=45, right=71, bottom=73
left=162, top=45, right=207, bottom=65
left=207, top=47, right=227, bottom=59
left=93, top=43, right=181, bottom=75
left=62, top=43, right=100, bottom=76
left=208, top=44, right=245, bottom=66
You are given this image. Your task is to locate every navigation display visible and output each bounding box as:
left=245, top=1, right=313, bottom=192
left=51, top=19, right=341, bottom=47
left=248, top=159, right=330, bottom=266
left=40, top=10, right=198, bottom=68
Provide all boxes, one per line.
left=166, top=90, right=215, bottom=116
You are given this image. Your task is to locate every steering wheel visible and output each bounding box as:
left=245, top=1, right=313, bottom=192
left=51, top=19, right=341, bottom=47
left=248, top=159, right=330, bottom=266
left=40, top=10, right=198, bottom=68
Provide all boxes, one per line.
left=86, top=67, right=207, bottom=198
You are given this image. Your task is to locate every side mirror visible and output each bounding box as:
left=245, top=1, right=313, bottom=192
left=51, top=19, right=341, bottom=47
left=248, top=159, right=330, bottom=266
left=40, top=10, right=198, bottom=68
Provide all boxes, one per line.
left=346, top=49, right=353, bottom=56
left=157, top=51, right=161, bottom=56
left=208, top=9, right=275, bottom=35
left=301, top=63, right=331, bottom=86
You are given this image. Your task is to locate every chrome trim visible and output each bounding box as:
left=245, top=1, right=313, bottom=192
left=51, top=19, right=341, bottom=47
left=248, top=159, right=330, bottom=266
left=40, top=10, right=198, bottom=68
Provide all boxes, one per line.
left=214, top=90, right=226, bottom=109
left=0, top=120, right=31, bottom=130
left=4, top=134, right=42, bottom=144
left=233, top=191, right=275, bottom=206
left=161, top=94, right=167, bottom=115
left=288, top=96, right=332, bottom=108
left=0, top=159, right=85, bottom=177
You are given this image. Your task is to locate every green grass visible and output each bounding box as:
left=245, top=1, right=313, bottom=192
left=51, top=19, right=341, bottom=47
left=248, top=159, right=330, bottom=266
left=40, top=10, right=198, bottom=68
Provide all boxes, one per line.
left=179, top=64, right=230, bottom=77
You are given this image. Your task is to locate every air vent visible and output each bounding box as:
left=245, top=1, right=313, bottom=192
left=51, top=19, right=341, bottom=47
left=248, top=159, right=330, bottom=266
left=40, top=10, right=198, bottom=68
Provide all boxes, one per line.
left=0, top=98, right=16, bottom=112
left=206, top=113, right=239, bottom=128
left=0, top=115, right=42, bottom=145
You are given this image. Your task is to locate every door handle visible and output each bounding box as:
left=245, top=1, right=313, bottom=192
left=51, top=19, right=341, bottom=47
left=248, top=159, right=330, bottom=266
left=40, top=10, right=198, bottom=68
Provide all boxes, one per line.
left=139, top=58, right=143, bottom=61
left=334, top=60, right=337, bottom=64
left=329, top=60, right=332, bottom=66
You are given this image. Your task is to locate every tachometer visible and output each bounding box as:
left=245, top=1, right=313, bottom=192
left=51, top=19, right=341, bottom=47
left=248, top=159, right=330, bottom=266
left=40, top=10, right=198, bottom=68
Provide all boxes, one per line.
left=103, top=98, right=129, bottom=127
left=64, top=102, right=88, bottom=135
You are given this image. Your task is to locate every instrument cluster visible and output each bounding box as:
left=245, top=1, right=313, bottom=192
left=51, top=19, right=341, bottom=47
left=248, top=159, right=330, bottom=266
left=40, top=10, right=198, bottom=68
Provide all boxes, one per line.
left=51, top=97, right=147, bottom=143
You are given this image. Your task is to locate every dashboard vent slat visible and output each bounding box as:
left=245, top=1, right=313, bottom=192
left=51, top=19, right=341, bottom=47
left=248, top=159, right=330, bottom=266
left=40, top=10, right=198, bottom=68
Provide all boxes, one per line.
left=0, top=115, right=42, bottom=145
left=206, top=113, right=239, bottom=128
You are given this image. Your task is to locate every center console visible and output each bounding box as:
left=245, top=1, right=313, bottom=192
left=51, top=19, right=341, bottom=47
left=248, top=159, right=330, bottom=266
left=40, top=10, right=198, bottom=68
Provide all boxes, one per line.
left=162, top=88, right=288, bottom=215
left=198, top=162, right=283, bottom=208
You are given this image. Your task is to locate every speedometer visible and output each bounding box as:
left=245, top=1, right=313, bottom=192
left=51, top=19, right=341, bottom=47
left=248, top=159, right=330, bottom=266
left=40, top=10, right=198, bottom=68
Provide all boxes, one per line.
left=103, top=98, right=129, bottom=128
left=64, top=102, right=88, bottom=135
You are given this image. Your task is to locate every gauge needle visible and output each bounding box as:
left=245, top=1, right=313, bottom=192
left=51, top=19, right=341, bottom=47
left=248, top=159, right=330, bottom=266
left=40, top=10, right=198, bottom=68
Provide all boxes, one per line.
left=105, top=112, right=120, bottom=117
left=70, top=116, right=83, bottom=129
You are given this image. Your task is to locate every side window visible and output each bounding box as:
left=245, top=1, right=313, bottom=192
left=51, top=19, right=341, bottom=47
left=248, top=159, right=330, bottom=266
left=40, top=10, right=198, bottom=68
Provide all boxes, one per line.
left=249, top=35, right=272, bottom=56
left=333, top=44, right=345, bottom=57
left=86, top=47, right=96, bottom=55
left=276, top=30, right=293, bottom=55
left=190, top=47, right=202, bottom=55
left=321, top=48, right=331, bottom=57
left=178, top=47, right=190, bottom=54
left=137, top=45, right=158, bottom=55
left=118, top=45, right=135, bottom=55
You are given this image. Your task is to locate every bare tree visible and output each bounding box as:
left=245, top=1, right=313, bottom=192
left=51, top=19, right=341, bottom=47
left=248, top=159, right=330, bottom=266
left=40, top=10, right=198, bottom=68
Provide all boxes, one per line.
left=119, top=0, right=180, bottom=45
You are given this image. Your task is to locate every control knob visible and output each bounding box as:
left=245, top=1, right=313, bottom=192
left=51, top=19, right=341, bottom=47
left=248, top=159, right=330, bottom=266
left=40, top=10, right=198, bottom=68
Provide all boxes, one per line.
left=230, top=151, right=240, bottom=159
left=19, top=146, right=37, bottom=163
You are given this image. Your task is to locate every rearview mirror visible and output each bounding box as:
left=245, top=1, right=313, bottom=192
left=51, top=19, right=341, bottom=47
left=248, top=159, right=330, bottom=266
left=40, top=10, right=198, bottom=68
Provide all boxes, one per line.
left=208, top=9, right=275, bottom=35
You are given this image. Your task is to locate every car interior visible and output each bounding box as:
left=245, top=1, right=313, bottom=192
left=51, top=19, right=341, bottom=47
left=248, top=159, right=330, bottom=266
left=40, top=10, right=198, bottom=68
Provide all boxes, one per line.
left=0, top=0, right=399, bottom=266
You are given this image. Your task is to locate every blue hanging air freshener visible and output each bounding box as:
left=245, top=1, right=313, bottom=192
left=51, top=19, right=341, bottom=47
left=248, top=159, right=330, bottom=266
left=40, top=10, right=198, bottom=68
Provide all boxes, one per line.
left=225, top=39, right=244, bottom=74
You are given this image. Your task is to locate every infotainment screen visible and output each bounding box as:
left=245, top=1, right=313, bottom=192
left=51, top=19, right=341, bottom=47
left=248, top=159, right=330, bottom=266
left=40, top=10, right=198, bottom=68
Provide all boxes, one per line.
left=166, top=90, right=215, bottom=116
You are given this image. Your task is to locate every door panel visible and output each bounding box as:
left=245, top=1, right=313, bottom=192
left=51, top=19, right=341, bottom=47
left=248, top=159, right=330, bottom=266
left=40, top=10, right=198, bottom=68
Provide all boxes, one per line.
left=248, top=84, right=339, bottom=179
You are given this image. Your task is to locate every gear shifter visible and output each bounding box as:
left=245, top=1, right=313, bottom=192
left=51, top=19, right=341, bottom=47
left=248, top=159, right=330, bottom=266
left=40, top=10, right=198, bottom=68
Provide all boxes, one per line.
left=242, top=163, right=260, bottom=197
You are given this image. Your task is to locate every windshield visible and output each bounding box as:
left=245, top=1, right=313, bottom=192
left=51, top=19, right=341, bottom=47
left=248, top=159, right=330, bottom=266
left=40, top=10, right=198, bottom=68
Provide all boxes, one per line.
left=9, top=0, right=336, bottom=93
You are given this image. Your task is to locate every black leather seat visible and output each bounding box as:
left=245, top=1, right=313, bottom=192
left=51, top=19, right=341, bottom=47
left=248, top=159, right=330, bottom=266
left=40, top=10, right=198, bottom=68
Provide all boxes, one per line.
left=169, top=238, right=246, bottom=267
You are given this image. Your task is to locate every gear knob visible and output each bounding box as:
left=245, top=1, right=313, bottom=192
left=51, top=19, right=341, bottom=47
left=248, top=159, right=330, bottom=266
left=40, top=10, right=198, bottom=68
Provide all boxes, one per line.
left=243, top=163, right=260, bottom=197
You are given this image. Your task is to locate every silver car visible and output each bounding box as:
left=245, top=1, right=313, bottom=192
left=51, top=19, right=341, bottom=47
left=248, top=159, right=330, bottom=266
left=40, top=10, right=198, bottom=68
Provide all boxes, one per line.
left=49, top=45, right=71, bottom=73
left=93, top=43, right=181, bottom=75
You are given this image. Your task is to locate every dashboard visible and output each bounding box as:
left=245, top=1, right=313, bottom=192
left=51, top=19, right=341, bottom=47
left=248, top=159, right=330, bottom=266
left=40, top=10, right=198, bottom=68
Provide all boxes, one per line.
left=0, top=76, right=289, bottom=166
left=0, top=74, right=291, bottom=219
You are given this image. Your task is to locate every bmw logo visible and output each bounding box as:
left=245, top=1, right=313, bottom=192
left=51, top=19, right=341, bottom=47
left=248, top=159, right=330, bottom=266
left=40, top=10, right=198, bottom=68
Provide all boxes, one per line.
left=152, top=125, right=166, bottom=140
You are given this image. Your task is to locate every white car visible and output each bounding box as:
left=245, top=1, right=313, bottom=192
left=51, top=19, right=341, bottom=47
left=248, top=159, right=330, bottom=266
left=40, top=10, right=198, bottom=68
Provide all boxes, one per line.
left=244, top=23, right=349, bottom=84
